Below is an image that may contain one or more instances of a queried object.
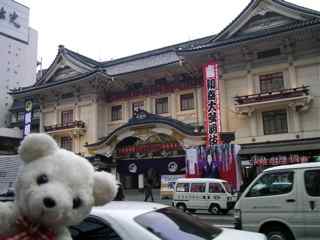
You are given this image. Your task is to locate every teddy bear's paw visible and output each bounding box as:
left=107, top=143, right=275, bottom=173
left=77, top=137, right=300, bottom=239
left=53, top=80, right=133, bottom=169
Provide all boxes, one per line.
left=93, top=171, right=118, bottom=206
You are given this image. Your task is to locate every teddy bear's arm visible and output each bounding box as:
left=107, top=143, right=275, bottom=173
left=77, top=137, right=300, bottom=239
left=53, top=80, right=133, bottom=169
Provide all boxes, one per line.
left=55, top=227, right=72, bottom=240
left=0, top=201, right=18, bottom=236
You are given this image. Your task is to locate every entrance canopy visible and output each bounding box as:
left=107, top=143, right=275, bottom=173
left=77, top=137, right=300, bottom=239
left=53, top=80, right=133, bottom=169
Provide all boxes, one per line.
left=86, top=110, right=205, bottom=156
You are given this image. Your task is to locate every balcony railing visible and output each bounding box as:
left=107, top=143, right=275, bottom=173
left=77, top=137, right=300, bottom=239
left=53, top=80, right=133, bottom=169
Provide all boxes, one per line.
left=44, top=120, right=85, bottom=132
left=234, top=86, right=310, bottom=105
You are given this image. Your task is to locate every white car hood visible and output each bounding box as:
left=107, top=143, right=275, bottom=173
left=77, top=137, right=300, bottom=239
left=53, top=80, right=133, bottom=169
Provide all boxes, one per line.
left=216, top=228, right=266, bottom=240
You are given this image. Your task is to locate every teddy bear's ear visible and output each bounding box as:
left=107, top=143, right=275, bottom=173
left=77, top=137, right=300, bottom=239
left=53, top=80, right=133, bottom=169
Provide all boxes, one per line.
left=93, top=171, right=117, bottom=206
left=18, top=133, right=59, bottom=163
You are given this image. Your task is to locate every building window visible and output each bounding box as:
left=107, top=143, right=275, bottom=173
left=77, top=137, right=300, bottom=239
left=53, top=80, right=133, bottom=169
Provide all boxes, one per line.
left=61, top=110, right=73, bottom=125
left=111, top=105, right=122, bottom=121
left=155, top=97, right=168, bottom=114
left=61, top=136, right=73, bottom=151
left=132, top=101, right=144, bottom=114
left=17, top=112, right=24, bottom=121
left=180, top=93, right=194, bottom=111
left=262, top=109, right=288, bottom=135
left=33, top=109, right=40, bottom=119
left=260, top=72, right=284, bottom=93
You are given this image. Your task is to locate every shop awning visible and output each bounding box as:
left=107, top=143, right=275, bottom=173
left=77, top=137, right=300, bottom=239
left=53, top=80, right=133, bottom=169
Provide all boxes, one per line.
left=239, top=138, right=320, bottom=155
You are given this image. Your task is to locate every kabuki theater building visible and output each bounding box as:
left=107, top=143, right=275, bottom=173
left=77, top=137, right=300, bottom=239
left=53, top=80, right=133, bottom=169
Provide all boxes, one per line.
left=10, top=0, right=320, bottom=189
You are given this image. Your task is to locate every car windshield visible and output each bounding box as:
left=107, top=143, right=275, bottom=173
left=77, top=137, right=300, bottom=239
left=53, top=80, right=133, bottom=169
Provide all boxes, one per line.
left=134, top=207, right=222, bottom=240
left=222, top=182, right=232, bottom=193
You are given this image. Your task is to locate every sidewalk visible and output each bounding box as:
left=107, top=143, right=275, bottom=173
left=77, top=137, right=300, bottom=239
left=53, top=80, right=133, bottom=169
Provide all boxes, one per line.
left=123, top=189, right=172, bottom=206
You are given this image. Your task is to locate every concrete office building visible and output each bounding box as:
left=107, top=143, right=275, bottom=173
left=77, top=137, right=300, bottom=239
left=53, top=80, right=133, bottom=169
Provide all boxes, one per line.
left=0, top=0, right=37, bottom=127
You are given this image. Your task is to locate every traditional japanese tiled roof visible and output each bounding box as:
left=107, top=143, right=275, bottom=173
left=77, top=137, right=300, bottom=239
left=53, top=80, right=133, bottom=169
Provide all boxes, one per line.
left=178, top=18, right=320, bottom=52
left=9, top=70, right=103, bottom=95
left=86, top=110, right=204, bottom=148
left=178, top=0, right=320, bottom=52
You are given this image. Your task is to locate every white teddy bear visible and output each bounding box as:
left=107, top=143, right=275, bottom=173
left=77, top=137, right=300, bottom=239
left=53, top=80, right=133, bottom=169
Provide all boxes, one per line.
left=0, top=133, right=117, bottom=240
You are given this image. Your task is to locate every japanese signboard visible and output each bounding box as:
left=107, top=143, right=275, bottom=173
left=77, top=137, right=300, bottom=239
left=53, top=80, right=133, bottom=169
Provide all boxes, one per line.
left=203, top=61, right=222, bottom=146
left=23, top=99, right=32, bottom=137
left=160, top=174, right=184, bottom=199
left=0, top=0, right=29, bottom=42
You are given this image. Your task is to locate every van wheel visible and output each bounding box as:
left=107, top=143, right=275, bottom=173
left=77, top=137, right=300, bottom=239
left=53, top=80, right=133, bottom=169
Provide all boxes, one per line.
left=209, top=204, right=220, bottom=215
left=176, top=203, right=186, bottom=212
left=188, top=209, right=196, bottom=214
left=220, top=209, right=229, bottom=215
left=263, top=226, right=293, bottom=240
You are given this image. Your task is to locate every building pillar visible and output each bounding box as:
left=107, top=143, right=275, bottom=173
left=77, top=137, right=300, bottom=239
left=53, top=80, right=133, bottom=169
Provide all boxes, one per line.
left=246, top=65, right=254, bottom=94
left=250, top=111, right=258, bottom=137
left=219, top=77, right=228, bottom=131
left=196, top=87, right=204, bottom=126
left=146, top=97, right=152, bottom=113
left=288, top=63, right=297, bottom=89
left=124, top=101, right=129, bottom=121
left=55, top=106, right=59, bottom=124
left=138, top=174, right=144, bottom=190
left=39, top=109, right=44, bottom=133
left=289, top=104, right=300, bottom=133
left=91, top=98, right=98, bottom=143
left=171, top=93, right=176, bottom=119
left=74, top=104, right=80, bottom=121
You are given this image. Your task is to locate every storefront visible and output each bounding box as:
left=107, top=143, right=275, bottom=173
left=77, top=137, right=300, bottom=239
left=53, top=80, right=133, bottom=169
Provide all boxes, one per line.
left=239, top=138, right=320, bottom=185
left=86, top=110, right=205, bottom=189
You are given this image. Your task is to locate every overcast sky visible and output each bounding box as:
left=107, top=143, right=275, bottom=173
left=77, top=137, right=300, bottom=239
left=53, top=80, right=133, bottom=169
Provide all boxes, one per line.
left=16, top=0, right=320, bottom=68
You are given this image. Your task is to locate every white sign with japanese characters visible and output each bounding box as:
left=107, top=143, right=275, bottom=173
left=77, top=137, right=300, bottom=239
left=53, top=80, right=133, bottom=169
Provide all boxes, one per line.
left=0, top=0, right=29, bottom=42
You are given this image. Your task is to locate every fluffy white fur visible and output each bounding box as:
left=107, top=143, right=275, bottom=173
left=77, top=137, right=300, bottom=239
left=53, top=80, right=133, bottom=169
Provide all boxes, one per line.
left=0, top=133, right=117, bottom=240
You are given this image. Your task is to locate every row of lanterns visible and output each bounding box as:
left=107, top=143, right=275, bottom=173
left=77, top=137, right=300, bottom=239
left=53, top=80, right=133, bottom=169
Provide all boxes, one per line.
left=117, top=143, right=181, bottom=155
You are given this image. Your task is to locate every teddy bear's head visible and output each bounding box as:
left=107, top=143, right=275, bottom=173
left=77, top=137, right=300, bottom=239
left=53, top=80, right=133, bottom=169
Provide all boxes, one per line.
left=15, top=133, right=117, bottom=228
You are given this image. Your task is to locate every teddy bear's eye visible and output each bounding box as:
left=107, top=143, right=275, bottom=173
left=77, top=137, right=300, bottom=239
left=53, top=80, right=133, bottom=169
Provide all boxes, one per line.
left=37, top=174, right=49, bottom=185
left=73, top=197, right=82, bottom=209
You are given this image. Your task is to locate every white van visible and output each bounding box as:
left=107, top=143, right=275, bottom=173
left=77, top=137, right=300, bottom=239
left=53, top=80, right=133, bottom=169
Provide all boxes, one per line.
left=172, top=178, right=237, bottom=214
left=234, top=162, right=320, bottom=240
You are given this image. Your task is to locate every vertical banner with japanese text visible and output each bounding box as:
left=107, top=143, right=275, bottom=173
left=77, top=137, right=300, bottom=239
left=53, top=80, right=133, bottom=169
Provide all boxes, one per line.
left=23, top=99, right=33, bottom=137
left=203, top=61, right=221, bottom=146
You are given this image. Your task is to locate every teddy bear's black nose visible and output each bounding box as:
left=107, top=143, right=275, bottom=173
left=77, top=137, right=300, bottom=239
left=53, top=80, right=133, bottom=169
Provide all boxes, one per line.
left=43, top=197, right=56, bottom=208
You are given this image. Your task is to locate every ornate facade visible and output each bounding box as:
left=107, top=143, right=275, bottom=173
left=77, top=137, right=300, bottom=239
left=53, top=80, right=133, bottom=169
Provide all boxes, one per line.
left=10, top=0, right=320, bottom=188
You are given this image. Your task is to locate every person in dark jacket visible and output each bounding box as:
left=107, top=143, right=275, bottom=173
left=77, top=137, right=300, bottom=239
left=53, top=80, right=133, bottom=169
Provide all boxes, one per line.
left=114, top=183, right=125, bottom=201
left=144, top=179, right=154, bottom=202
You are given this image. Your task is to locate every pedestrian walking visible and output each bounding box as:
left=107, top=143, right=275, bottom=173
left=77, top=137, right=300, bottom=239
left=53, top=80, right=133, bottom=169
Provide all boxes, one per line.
left=114, top=182, right=125, bottom=201
left=144, top=179, right=154, bottom=202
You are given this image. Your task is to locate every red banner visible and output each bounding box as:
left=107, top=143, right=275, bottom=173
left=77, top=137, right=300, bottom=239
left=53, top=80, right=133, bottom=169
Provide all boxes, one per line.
left=203, top=61, right=222, bottom=146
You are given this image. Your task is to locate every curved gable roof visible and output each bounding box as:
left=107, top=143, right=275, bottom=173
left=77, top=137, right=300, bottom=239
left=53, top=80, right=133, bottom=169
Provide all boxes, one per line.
left=86, top=110, right=204, bottom=148
left=177, top=0, right=320, bottom=53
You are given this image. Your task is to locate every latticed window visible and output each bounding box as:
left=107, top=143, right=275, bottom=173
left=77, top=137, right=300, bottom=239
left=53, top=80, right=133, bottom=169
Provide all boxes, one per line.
left=180, top=93, right=194, bottom=111
left=61, top=110, right=73, bottom=125
left=111, top=105, right=122, bottom=121
left=260, top=72, right=284, bottom=93
left=262, top=109, right=288, bottom=135
left=132, top=101, right=144, bottom=114
left=155, top=97, right=168, bottom=114
left=61, top=136, right=72, bottom=151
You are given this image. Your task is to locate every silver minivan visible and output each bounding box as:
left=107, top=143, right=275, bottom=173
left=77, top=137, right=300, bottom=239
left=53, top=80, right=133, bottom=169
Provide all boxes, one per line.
left=234, top=162, right=320, bottom=240
left=172, top=178, right=237, bottom=215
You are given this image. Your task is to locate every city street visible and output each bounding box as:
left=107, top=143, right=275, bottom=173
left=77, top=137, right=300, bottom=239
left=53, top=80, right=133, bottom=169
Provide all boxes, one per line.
left=124, top=189, right=235, bottom=228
